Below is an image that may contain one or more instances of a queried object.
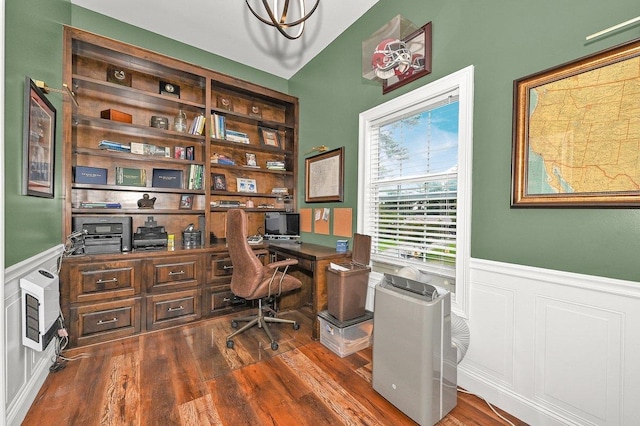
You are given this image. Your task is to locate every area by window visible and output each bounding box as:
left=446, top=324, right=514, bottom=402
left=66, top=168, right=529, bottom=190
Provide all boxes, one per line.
left=358, top=66, right=474, bottom=315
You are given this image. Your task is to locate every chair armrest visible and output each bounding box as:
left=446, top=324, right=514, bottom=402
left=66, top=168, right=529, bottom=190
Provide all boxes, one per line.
left=267, top=258, right=299, bottom=270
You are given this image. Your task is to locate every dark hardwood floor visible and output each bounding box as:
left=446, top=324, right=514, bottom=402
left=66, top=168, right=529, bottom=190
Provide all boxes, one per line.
left=23, top=308, right=527, bottom=425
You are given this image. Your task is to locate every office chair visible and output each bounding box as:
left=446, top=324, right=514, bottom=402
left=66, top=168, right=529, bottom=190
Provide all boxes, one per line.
left=225, top=209, right=302, bottom=350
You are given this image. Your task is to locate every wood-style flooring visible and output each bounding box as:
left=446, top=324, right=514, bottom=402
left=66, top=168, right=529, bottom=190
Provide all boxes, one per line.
left=23, top=308, right=527, bottom=425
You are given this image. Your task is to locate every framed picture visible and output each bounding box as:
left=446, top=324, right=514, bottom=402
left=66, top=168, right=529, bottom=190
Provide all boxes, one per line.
left=245, top=152, right=257, bottom=167
left=259, top=127, right=281, bottom=149
left=217, top=95, right=233, bottom=111
left=382, top=22, right=433, bottom=94
left=179, top=194, right=194, bottom=210
left=305, top=147, right=344, bottom=202
left=212, top=173, right=227, bottom=191
left=23, top=77, right=56, bottom=198
left=237, top=177, right=257, bottom=193
left=512, top=37, right=640, bottom=207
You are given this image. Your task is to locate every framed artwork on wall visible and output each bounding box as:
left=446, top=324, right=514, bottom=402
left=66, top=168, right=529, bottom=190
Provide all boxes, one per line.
left=23, top=77, right=56, bottom=198
left=512, top=38, right=640, bottom=207
left=305, top=147, right=344, bottom=202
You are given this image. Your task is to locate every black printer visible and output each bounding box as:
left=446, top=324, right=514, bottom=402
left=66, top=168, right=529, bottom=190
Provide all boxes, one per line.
left=133, top=216, right=168, bottom=250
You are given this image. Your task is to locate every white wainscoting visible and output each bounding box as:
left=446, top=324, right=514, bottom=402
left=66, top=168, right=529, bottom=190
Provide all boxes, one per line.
left=4, top=245, right=64, bottom=426
left=460, top=258, right=640, bottom=426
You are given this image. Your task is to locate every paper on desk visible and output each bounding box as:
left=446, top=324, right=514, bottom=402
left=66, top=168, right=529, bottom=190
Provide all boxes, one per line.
left=329, top=262, right=349, bottom=271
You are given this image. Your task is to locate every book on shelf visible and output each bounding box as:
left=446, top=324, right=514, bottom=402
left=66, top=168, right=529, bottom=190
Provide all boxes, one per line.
left=210, top=153, right=235, bottom=165
left=189, top=114, right=206, bottom=136
left=79, top=201, right=122, bottom=209
left=187, top=164, right=204, bottom=190
left=266, top=160, right=286, bottom=170
left=226, top=129, right=250, bottom=144
left=116, top=167, right=147, bottom=186
left=98, top=140, right=131, bottom=153
left=271, top=187, right=289, bottom=194
left=152, top=168, right=183, bottom=189
left=211, top=113, right=226, bottom=139
left=144, top=144, right=171, bottom=157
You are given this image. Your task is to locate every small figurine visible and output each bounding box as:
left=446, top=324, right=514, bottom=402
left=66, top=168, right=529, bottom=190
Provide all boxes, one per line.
left=137, top=193, right=156, bottom=209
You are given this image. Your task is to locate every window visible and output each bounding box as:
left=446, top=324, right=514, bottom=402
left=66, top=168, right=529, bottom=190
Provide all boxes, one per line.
left=358, top=66, right=474, bottom=316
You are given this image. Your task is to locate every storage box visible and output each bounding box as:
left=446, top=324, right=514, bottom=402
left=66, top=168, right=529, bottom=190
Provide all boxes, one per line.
left=318, top=310, right=373, bottom=358
left=327, top=233, right=372, bottom=321
left=74, top=166, right=107, bottom=184
left=100, top=109, right=132, bottom=123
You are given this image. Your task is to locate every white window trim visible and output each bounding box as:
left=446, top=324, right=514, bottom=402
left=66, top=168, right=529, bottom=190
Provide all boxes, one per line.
left=357, top=65, right=474, bottom=318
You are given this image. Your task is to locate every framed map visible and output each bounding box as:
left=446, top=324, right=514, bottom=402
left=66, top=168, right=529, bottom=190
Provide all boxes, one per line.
left=512, top=37, right=640, bottom=207
left=305, top=147, right=344, bottom=202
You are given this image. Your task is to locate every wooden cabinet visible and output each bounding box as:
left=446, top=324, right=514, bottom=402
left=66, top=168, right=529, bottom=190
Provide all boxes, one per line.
left=60, top=27, right=299, bottom=347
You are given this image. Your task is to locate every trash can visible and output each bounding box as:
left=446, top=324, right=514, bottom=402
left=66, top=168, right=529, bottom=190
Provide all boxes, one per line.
left=326, top=233, right=372, bottom=321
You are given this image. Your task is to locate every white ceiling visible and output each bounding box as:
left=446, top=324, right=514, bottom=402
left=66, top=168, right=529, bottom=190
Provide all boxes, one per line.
left=70, top=0, right=379, bottom=79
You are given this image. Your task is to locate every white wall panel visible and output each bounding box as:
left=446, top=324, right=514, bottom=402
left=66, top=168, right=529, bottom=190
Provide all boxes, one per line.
left=459, top=258, right=640, bottom=426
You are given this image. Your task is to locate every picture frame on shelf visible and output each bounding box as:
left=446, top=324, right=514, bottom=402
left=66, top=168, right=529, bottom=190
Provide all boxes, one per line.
left=249, top=104, right=262, bottom=118
left=23, top=77, right=56, bottom=198
left=159, top=81, right=180, bottom=98
left=179, top=194, right=194, bottom=210
left=512, top=37, right=640, bottom=207
left=245, top=152, right=258, bottom=167
left=259, top=127, right=281, bottom=149
left=237, top=177, right=257, bottom=193
left=217, top=95, right=233, bottom=111
left=305, top=147, right=344, bottom=202
left=212, top=173, right=227, bottom=191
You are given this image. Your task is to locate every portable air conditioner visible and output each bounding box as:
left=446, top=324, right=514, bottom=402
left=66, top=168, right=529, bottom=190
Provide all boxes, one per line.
left=372, top=273, right=457, bottom=426
left=20, top=269, right=61, bottom=352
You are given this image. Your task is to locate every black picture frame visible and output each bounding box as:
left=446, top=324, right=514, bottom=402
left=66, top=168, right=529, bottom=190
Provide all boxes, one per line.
left=382, top=22, right=433, bottom=94
left=23, top=77, right=56, bottom=198
left=305, top=147, right=344, bottom=202
left=212, top=173, right=227, bottom=191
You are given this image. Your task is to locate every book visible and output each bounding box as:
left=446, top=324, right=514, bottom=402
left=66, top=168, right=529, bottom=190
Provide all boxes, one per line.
left=152, top=168, right=183, bottom=189
left=98, top=140, right=131, bottom=152
left=116, top=167, right=146, bottom=186
left=74, top=166, right=107, bottom=185
left=188, top=164, right=204, bottom=190
left=79, top=201, right=122, bottom=209
left=144, top=144, right=171, bottom=157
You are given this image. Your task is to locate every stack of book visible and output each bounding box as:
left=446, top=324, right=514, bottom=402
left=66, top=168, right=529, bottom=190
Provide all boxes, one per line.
left=211, top=153, right=235, bottom=165
left=266, top=160, right=286, bottom=170
left=271, top=187, right=289, bottom=195
left=226, top=129, right=250, bottom=144
left=98, top=140, right=131, bottom=153
left=189, top=114, right=206, bottom=135
left=79, top=201, right=122, bottom=209
left=187, top=164, right=204, bottom=190
left=211, top=113, right=226, bottom=139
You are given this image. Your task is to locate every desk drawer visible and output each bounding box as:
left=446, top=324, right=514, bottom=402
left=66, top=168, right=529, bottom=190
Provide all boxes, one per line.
left=203, top=288, right=247, bottom=315
left=273, top=251, right=313, bottom=271
left=211, top=255, right=233, bottom=277
left=146, top=289, right=200, bottom=330
left=73, top=298, right=141, bottom=346
left=149, top=255, right=199, bottom=291
left=70, top=260, right=139, bottom=302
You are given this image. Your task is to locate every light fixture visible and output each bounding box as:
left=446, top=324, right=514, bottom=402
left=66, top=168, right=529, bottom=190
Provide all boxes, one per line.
left=246, top=0, right=320, bottom=40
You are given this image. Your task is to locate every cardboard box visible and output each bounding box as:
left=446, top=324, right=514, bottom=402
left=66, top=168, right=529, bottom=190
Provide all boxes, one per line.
left=74, top=166, right=107, bottom=185
left=152, top=168, right=183, bottom=189
left=100, top=109, right=132, bottom=123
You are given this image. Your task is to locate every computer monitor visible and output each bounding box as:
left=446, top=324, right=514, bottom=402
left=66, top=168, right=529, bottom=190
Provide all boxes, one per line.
left=264, top=212, right=300, bottom=239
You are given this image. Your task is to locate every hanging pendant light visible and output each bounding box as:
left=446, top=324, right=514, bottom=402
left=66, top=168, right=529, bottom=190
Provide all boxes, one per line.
left=246, top=0, right=320, bottom=40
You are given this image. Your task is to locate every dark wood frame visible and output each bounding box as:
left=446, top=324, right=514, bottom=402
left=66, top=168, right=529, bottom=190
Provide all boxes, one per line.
left=23, top=77, right=56, bottom=198
left=258, top=127, right=281, bottom=149
left=179, top=194, right=194, bottom=210
left=512, top=37, right=640, bottom=207
left=305, top=147, right=344, bottom=202
left=382, top=22, right=433, bottom=94
left=212, top=173, right=227, bottom=191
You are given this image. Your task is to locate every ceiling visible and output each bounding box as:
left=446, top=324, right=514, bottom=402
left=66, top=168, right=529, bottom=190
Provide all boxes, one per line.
left=70, top=0, right=380, bottom=79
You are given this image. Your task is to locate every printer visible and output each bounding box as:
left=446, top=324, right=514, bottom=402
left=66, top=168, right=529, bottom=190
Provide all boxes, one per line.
left=133, top=216, right=168, bottom=250
left=72, top=216, right=132, bottom=254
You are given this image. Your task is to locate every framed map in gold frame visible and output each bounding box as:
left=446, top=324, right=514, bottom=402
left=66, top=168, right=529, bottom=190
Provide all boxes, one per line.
left=512, top=37, right=640, bottom=207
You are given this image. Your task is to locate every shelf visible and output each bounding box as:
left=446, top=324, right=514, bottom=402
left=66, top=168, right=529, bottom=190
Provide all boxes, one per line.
left=72, top=208, right=206, bottom=215
left=209, top=163, right=293, bottom=175
left=210, top=138, right=292, bottom=155
left=74, top=147, right=206, bottom=166
left=210, top=191, right=288, bottom=198
left=73, top=114, right=206, bottom=144
left=210, top=207, right=288, bottom=213
left=73, top=75, right=206, bottom=111
left=211, top=107, right=294, bottom=131
left=72, top=183, right=206, bottom=194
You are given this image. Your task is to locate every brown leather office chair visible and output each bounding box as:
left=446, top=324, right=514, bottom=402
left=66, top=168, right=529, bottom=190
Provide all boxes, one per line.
left=225, top=209, right=302, bottom=350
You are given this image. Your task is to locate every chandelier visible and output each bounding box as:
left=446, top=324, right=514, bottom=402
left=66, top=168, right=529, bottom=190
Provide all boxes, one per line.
left=246, top=0, right=320, bottom=40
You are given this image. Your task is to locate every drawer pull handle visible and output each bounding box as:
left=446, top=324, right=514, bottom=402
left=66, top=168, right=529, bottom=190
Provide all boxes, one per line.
left=167, top=305, right=184, bottom=312
left=97, top=317, right=118, bottom=325
left=223, top=265, right=234, bottom=270
left=96, top=277, right=118, bottom=284
left=168, top=270, right=185, bottom=276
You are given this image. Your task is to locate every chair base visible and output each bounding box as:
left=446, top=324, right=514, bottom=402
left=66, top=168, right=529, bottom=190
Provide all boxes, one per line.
left=226, top=299, right=299, bottom=351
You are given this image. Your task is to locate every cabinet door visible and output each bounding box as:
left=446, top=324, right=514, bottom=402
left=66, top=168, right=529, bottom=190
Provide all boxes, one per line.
left=148, top=255, right=200, bottom=292
left=69, top=260, right=140, bottom=303
left=72, top=297, right=141, bottom=347
left=146, top=289, right=201, bottom=330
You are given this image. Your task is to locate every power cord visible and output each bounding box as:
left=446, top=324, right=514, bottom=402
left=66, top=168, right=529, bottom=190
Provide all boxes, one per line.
left=457, top=387, right=516, bottom=426
left=49, top=312, right=90, bottom=373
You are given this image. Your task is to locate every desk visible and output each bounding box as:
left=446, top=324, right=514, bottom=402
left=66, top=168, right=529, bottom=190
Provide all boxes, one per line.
left=268, top=241, right=351, bottom=339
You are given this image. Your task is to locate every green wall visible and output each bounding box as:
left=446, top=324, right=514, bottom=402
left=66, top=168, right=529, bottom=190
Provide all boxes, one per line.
left=289, top=0, right=640, bottom=282
left=5, top=0, right=69, bottom=267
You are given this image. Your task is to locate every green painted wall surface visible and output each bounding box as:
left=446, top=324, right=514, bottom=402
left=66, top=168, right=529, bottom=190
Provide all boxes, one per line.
left=70, top=7, right=289, bottom=94
left=289, top=0, right=640, bottom=282
left=5, top=0, right=70, bottom=267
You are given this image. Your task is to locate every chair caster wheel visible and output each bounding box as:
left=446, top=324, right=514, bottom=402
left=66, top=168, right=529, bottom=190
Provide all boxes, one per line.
left=226, top=339, right=234, bottom=349
left=293, top=322, right=300, bottom=330
left=231, top=320, right=238, bottom=328
left=271, top=341, right=279, bottom=351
